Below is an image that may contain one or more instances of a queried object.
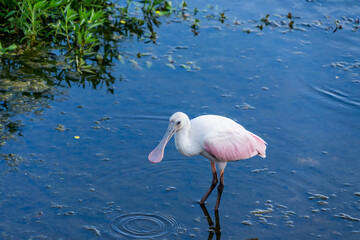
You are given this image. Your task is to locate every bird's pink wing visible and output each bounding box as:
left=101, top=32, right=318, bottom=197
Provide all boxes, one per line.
left=203, top=130, right=267, bottom=162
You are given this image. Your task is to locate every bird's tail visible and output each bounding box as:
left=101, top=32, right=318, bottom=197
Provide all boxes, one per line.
left=248, top=131, right=267, bottom=158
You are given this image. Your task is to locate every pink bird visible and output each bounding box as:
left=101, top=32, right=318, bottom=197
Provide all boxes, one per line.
left=148, top=112, right=267, bottom=210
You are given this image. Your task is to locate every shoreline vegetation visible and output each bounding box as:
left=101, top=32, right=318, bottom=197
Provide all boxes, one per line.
left=0, top=0, right=177, bottom=72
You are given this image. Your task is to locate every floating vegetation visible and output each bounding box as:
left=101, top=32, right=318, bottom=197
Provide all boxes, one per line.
left=55, top=124, right=66, bottom=132
left=166, top=63, right=176, bottom=70
left=180, top=61, right=201, bottom=72
left=97, top=116, right=112, bottom=122
left=190, top=18, right=200, bottom=35
left=325, top=60, right=360, bottom=71
left=50, top=203, right=70, bottom=209
left=165, top=186, right=176, bottom=191
left=1, top=153, right=24, bottom=167
left=247, top=200, right=300, bottom=227
left=308, top=192, right=329, bottom=200
left=63, top=211, right=75, bottom=216
left=337, top=213, right=360, bottom=222
left=250, top=208, right=273, bottom=215
left=298, top=157, right=319, bottom=166
left=251, top=168, right=269, bottom=173
left=318, top=201, right=328, bottom=206
left=242, top=220, right=253, bottom=226
left=83, top=225, right=101, bottom=236
left=239, top=103, right=255, bottom=110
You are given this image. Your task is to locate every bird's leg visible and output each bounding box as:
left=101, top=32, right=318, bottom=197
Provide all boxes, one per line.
left=214, top=169, right=224, bottom=211
left=199, top=161, right=218, bottom=205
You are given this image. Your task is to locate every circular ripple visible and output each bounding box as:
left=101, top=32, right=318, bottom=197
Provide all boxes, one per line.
left=105, top=212, right=184, bottom=239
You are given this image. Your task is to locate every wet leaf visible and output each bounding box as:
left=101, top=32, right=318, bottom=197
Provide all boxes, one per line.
left=95, top=54, right=103, bottom=64
left=8, top=44, right=17, bottom=51
left=98, top=116, right=112, bottom=122
left=250, top=208, right=273, bottom=214
left=55, top=124, right=66, bottom=131
left=166, top=63, right=176, bottom=70
left=165, top=186, right=176, bottom=191
left=63, top=211, right=75, bottom=216
left=81, top=68, right=96, bottom=74
left=146, top=61, right=152, bottom=69
left=308, top=192, right=329, bottom=200
left=261, top=14, right=270, bottom=25
left=83, top=225, right=101, bottom=236
left=167, top=55, right=173, bottom=63
left=289, top=21, right=294, bottom=29
left=242, top=28, right=252, bottom=33
left=129, top=59, right=141, bottom=69
left=117, top=54, right=125, bottom=64
left=180, top=64, right=191, bottom=71
left=174, top=46, right=189, bottom=50
left=240, top=103, right=255, bottom=110
left=338, top=213, right=360, bottom=222
left=242, top=220, right=253, bottom=226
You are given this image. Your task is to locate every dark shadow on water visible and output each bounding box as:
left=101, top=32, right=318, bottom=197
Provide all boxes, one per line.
left=200, top=204, right=260, bottom=240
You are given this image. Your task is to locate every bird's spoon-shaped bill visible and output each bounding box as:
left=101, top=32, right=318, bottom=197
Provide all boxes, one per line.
left=148, top=122, right=176, bottom=163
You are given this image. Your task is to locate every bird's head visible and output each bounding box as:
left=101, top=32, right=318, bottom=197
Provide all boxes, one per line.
left=169, top=112, right=189, bottom=131
left=148, top=112, right=189, bottom=163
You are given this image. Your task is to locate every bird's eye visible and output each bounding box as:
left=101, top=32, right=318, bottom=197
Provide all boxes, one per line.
left=176, top=121, right=181, bottom=125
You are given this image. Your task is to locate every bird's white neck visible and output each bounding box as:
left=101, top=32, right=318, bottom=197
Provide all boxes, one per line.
left=174, top=124, right=195, bottom=157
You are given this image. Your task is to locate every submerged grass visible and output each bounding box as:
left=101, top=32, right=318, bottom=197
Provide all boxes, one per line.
left=0, top=0, right=174, bottom=72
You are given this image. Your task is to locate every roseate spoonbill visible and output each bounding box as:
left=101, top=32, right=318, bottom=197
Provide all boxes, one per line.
left=148, top=112, right=267, bottom=210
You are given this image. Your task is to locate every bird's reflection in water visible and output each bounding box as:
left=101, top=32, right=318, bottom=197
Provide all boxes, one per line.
left=200, top=204, right=259, bottom=240
left=200, top=204, right=221, bottom=240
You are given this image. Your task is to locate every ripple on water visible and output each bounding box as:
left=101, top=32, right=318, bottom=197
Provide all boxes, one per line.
left=312, top=86, right=360, bottom=108
left=104, top=212, right=184, bottom=239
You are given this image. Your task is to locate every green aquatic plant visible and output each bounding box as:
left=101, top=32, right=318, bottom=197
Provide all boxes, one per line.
left=333, top=20, right=343, bottom=33
left=219, top=12, right=226, bottom=23
left=287, top=12, right=294, bottom=29
left=0, top=0, right=174, bottom=72
left=17, top=0, right=62, bottom=45
left=68, top=7, right=105, bottom=72
left=141, top=0, right=172, bottom=16
left=55, top=3, right=78, bottom=49
left=76, top=7, right=105, bottom=56
left=261, top=14, right=270, bottom=25
left=53, top=2, right=106, bottom=72
left=0, top=42, right=17, bottom=55
left=191, top=18, right=200, bottom=35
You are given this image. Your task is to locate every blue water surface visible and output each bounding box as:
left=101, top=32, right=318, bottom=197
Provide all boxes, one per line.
left=0, top=0, right=360, bottom=239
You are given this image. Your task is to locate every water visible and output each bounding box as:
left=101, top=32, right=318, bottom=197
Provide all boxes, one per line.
left=1, top=0, right=360, bottom=239
left=104, top=212, right=184, bottom=239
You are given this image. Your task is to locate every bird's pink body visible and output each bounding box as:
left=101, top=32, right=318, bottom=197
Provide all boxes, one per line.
left=148, top=112, right=267, bottom=210
left=190, top=115, right=266, bottom=162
